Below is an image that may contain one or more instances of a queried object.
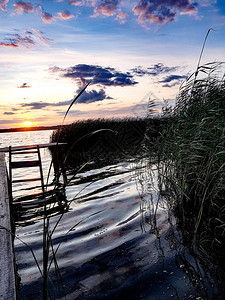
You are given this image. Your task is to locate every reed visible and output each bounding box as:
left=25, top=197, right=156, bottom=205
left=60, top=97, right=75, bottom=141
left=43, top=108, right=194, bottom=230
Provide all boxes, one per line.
left=156, top=61, right=225, bottom=263
left=50, top=117, right=162, bottom=169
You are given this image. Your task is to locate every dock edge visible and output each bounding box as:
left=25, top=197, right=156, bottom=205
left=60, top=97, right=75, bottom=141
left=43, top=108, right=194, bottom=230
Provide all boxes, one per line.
left=0, top=152, right=16, bottom=299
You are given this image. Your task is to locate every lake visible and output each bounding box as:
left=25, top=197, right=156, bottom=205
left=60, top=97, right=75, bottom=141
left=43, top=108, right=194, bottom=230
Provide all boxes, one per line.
left=0, top=130, right=224, bottom=299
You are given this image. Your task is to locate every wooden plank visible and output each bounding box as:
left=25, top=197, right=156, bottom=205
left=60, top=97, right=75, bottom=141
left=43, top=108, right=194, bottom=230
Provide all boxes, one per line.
left=12, top=177, right=41, bottom=183
left=0, top=152, right=16, bottom=299
left=0, top=142, right=67, bottom=152
left=11, top=160, right=40, bottom=169
left=10, top=150, right=38, bottom=155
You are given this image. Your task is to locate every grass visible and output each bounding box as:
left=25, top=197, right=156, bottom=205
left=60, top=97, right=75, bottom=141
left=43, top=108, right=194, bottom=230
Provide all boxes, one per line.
left=155, top=61, right=225, bottom=264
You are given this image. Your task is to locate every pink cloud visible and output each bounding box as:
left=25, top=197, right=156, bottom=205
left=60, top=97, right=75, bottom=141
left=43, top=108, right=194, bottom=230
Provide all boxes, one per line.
left=0, top=30, right=52, bottom=49
left=41, top=11, right=55, bottom=23
left=94, top=5, right=115, bottom=16
left=93, top=0, right=119, bottom=17
left=58, top=10, right=75, bottom=20
left=133, top=0, right=198, bottom=25
left=0, top=0, right=9, bottom=12
left=180, top=8, right=197, bottom=15
left=68, top=0, right=82, bottom=5
left=32, top=29, right=52, bottom=46
left=13, top=1, right=34, bottom=14
left=0, top=33, right=35, bottom=49
left=116, top=11, right=129, bottom=24
left=0, top=42, right=18, bottom=48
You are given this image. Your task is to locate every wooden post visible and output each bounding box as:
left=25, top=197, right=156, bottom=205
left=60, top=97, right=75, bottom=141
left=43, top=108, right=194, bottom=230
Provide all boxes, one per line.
left=0, top=152, right=16, bottom=299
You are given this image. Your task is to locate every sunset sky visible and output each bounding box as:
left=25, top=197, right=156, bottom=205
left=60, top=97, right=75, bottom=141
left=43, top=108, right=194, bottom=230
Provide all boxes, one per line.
left=0, top=0, right=225, bottom=128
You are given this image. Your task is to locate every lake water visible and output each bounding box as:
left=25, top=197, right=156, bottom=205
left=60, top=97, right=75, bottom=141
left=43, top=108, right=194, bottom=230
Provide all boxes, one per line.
left=0, top=130, right=224, bottom=299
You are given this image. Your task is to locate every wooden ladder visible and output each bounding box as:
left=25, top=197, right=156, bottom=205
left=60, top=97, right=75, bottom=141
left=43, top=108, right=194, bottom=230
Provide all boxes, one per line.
left=8, top=145, right=45, bottom=200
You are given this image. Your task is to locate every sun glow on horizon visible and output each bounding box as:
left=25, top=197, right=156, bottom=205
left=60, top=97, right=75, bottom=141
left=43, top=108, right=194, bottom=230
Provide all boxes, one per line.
left=23, top=121, right=33, bottom=127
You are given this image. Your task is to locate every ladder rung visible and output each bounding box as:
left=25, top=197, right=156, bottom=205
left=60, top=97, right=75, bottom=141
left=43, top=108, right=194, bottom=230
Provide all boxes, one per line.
left=11, top=160, right=40, bottom=168
left=11, top=150, right=38, bottom=155
left=12, top=178, right=42, bottom=183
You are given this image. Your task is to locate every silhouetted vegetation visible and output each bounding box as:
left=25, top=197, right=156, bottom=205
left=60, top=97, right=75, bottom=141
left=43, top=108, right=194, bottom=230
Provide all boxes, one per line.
left=155, top=62, right=225, bottom=265
left=51, top=117, right=163, bottom=168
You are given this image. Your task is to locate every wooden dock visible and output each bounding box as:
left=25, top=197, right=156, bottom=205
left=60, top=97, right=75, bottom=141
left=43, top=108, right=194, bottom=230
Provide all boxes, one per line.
left=0, top=152, right=16, bottom=299
left=0, top=142, right=67, bottom=152
left=0, top=142, right=67, bottom=298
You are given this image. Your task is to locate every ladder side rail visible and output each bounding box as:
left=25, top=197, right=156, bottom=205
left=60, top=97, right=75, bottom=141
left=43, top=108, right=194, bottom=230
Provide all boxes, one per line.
left=8, top=146, right=13, bottom=201
left=37, top=145, right=45, bottom=194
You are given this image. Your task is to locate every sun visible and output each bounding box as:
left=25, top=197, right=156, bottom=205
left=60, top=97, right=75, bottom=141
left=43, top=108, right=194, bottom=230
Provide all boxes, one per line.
left=23, top=121, right=33, bottom=127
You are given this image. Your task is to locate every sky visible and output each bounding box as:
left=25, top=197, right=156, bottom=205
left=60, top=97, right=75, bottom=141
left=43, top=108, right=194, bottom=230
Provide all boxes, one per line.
left=0, top=0, right=225, bottom=128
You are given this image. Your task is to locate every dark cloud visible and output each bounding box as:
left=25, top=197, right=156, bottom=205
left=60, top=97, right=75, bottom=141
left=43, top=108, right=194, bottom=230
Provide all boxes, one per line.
left=0, top=32, right=35, bottom=49
left=131, top=63, right=179, bottom=77
left=160, top=74, right=187, bottom=87
left=17, top=83, right=31, bottom=88
left=76, top=88, right=112, bottom=103
left=4, top=112, right=15, bottom=115
left=13, top=1, right=34, bottom=14
left=21, top=100, right=72, bottom=109
left=20, top=89, right=111, bottom=109
left=94, top=0, right=120, bottom=16
left=41, top=11, right=55, bottom=23
left=21, top=102, right=50, bottom=109
left=49, top=64, right=138, bottom=87
left=0, top=0, right=9, bottom=12
left=133, top=0, right=197, bottom=25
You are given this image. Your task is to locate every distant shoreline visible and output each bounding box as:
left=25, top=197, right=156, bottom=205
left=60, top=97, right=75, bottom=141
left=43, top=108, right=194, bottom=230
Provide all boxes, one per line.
left=0, top=125, right=60, bottom=133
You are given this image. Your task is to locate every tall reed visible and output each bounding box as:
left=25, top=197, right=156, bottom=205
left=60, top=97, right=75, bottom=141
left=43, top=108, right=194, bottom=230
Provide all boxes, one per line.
left=156, top=61, right=225, bottom=262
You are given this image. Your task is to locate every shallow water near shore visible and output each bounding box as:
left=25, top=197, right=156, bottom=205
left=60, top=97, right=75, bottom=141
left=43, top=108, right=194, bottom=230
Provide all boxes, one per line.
left=1, top=130, right=225, bottom=299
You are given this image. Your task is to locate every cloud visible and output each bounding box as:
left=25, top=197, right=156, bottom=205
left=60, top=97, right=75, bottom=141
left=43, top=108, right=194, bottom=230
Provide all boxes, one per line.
left=58, top=10, right=75, bottom=20
left=49, top=64, right=138, bottom=87
left=4, top=112, right=15, bottom=115
left=0, top=0, right=9, bottom=12
left=41, top=11, right=55, bottom=23
left=160, top=74, right=187, bottom=87
left=133, top=0, right=197, bottom=25
left=0, top=30, right=51, bottom=49
left=68, top=0, right=82, bottom=6
left=75, top=88, right=112, bottom=103
left=20, top=90, right=111, bottom=109
left=116, top=11, right=129, bottom=24
left=131, top=63, right=180, bottom=77
left=93, top=0, right=119, bottom=16
left=17, top=83, right=31, bottom=88
left=0, top=32, right=35, bottom=49
left=13, top=1, right=34, bottom=14
left=21, top=101, right=51, bottom=109
left=31, top=29, right=52, bottom=46
left=0, top=42, right=18, bottom=48
left=0, top=119, right=19, bottom=125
